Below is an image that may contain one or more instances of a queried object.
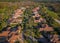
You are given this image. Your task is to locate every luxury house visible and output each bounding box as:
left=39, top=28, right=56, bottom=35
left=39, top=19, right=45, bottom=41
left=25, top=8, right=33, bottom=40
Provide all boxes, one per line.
left=9, top=7, right=26, bottom=24
left=39, top=24, right=54, bottom=32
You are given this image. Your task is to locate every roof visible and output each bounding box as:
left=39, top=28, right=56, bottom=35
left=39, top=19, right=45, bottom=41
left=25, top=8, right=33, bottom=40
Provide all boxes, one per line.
left=13, top=9, right=23, bottom=19
left=32, top=7, right=40, bottom=12
left=39, top=24, right=54, bottom=32
left=0, top=31, right=10, bottom=37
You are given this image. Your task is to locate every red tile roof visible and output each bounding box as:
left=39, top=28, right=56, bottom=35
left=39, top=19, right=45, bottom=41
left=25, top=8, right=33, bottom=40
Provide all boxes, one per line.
left=32, top=7, right=40, bottom=12
left=39, top=24, right=54, bottom=32
left=0, top=31, right=10, bottom=37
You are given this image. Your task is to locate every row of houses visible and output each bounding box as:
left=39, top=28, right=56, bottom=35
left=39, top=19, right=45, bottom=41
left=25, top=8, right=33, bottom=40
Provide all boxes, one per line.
left=32, top=7, right=60, bottom=43
left=32, top=7, right=53, bottom=32
left=0, top=25, right=23, bottom=43
left=0, top=6, right=60, bottom=43
left=0, top=7, right=26, bottom=43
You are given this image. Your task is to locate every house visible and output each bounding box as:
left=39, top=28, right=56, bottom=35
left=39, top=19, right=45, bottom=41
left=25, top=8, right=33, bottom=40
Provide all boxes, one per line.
left=10, top=17, right=22, bottom=24
left=32, top=8, right=37, bottom=12
left=8, top=26, right=23, bottom=43
left=26, top=6, right=30, bottom=8
left=0, top=31, right=10, bottom=37
left=32, top=7, right=40, bottom=12
left=13, top=9, right=23, bottom=19
left=33, top=11, right=39, bottom=14
left=9, top=7, right=26, bottom=24
left=0, top=25, right=23, bottom=43
left=39, top=24, right=54, bottom=32
left=9, top=34, right=20, bottom=43
left=50, top=34, right=60, bottom=43
left=44, top=24, right=54, bottom=32
left=35, top=7, right=40, bottom=11
left=34, top=17, right=44, bottom=23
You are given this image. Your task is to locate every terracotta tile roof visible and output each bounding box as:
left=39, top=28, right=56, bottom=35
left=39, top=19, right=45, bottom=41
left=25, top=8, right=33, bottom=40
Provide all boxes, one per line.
left=9, top=34, right=19, bottom=41
left=39, top=24, right=54, bottom=32
left=50, top=34, right=59, bottom=43
left=44, top=25, right=53, bottom=31
left=34, top=20, right=40, bottom=23
left=44, top=27, right=53, bottom=31
left=32, top=7, right=40, bottom=12
left=10, top=18, right=22, bottom=24
left=13, top=9, right=23, bottom=19
left=32, top=9, right=37, bottom=12
left=0, top=31, right=10, bottom=37
left=56, top=41, right=60, bottom=43
left=26, top=6, right=29, bottom=8
left=9, top=34, right=20, bottom=43
left=15, top=9, right=22, bottom=13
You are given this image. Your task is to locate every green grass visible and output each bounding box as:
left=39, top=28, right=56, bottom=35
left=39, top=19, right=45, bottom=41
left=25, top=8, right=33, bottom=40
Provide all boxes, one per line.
left=43, top=7, right=59, bottom=19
